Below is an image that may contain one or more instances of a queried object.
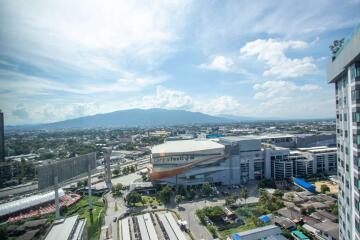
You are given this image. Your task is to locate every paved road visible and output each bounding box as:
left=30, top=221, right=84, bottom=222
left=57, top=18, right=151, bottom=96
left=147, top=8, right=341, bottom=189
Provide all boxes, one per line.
left=94, top=172, right=142, bottom=189
left=101, top=172, right=142, bottom=240
left=177, top=182, right=259, bottom=240
left=179, top=200, right=220, bottom=240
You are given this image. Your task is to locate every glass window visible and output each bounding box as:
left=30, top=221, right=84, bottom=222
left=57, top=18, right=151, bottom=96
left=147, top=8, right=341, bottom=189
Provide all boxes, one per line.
left=355, top=135, right=360, bottom=145
left=344, top=113, right=347, bottom=121
left=352, top=90, right=360, bottom=101
left=354, top=177, right=360, bottom=188
left=351, top=63, right=360, bottom=80
left=353, top=112, right=360, bottom=122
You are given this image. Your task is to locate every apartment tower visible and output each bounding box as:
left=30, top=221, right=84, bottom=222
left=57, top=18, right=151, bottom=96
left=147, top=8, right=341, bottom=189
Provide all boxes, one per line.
left=0, top=110, right=4, bottom=161
left=327, top=27, right=360, bottom=240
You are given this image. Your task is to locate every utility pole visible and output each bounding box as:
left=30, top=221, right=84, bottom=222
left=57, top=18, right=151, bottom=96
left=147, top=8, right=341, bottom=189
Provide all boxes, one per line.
left=88, top=163, right=93, bottom=223
left=54, top=176, right=60, bottom=220
left=104, top=147, right=113, bottom=190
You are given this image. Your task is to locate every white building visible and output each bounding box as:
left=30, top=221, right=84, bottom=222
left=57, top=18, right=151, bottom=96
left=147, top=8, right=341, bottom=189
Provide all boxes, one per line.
left=290, top=146, right=337, bottom=177
left=327, top=26, right=360, bottom=240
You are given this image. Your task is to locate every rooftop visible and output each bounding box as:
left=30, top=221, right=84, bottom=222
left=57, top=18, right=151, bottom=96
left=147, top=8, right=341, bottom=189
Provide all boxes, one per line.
left=231, top=225, right=287, bottom=240
left=327, top=25, right=360, bottom=82
left=44, top=215, right=83, bottom=240
left=151, top=139, right=224, bottom=154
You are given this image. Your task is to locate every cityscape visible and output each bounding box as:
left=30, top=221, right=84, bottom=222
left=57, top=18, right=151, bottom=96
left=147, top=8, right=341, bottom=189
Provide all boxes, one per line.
left=0, top=1, right=360, bottom=240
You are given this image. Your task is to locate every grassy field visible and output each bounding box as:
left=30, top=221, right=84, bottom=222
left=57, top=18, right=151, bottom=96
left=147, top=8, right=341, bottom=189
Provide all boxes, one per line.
left=63, top=196, right=105, bottom=240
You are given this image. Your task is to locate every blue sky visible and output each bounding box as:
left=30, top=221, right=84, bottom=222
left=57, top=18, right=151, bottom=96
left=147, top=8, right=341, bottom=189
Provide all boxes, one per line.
left=0, top=0, right=360, bottom=125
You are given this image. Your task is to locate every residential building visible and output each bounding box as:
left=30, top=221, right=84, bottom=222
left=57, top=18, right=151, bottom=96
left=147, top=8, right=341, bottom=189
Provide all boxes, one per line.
left=0, top=110, right=11, bottom=183
left=0, top=110, right=4, bottom=161
left=290, top=146, right=337, bottom=177
left=327, top=26, right=360, bottom=240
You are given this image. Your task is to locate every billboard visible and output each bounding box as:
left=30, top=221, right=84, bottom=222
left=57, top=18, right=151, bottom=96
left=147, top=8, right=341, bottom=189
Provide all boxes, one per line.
left=37, top=153, right=96, bottom=190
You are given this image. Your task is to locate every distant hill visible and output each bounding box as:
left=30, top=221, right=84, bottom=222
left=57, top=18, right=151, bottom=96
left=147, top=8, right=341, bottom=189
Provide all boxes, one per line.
left=10, top=108, right=234, bottom=130
left=217, top=114, right=258, bottom=121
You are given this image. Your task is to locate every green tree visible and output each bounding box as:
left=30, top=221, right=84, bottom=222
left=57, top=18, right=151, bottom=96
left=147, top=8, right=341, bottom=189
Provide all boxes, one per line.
left=202, top=182, right=212, bottom=197
left=330, top=203, right=338, bottom=215
left=112, top=169, right=120, bottom=176
left=205, top=206, right=224, bottom=219
left=126, top=192, right=142, bottom=206
left=320, top=184, right=330, bottom=193
left=175, top=195, right=183, bottom=206
left=240, top=187, right=248, bottom=205
left=287, top=193, right=295, bottom=202
left=98, top=173, right=104, bottom=179
left=273, top=189, right=284, bottom=197
left=0, top=225, right=8, bottom=240
left=82, top=179, right=88, bottom=187
left=159, top=185, right=172, bottom=204
left=113, top=183, right=123, bottom=192
left=122, top=166, right=129, bottom=175
left=77, top=181, right=83, bottom=188
left=208, top=225, right=218, bottom=238
left=225, top=195, right=236, bottom=206
left=259, top=189, right=268, bottom=205
left=307, top=205, right=316, bottom=215
left=187, top=188, right=196, bottom=200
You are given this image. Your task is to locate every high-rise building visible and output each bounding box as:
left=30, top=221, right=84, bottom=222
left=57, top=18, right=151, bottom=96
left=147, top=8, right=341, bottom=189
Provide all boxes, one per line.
left=0, top=110, right=4, bottom=161
left=0, top=110, right=11, bottom=184
left=327, top=27, right=360, bottom=240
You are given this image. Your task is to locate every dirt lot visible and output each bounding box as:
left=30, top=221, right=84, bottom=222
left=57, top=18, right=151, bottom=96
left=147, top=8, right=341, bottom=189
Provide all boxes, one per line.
left=314, top=180, right=339, bottom=194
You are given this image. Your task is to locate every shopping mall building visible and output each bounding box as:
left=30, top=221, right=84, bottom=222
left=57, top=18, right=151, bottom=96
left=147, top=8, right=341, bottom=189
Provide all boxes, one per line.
left=148, top=136, right=336, bottom=185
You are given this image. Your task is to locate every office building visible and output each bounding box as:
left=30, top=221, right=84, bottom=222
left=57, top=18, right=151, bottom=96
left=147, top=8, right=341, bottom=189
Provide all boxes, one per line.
left=327, top=26, right=360, bottom=240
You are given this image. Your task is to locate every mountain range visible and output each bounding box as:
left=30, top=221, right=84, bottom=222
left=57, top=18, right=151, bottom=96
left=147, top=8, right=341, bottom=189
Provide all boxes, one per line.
left=9, top=108, right=240, bottom=130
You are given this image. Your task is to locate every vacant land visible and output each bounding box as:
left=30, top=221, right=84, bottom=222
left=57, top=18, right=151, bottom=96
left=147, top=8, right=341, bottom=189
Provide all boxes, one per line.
left=314, top=180, right=338, bottom=194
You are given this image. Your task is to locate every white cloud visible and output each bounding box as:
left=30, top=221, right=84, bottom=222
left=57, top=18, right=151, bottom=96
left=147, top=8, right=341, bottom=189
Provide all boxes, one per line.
left=133, top=86, right=244, bottom=116
left=240, top=39, right=317, bottom=78
left=253, top=80, right=321, bottom=99
left=0, top=0, right=191, bottom=74
left=140, top=86, right=194, bottom=110
left=194, top=96, right=242, bottom=115
left=199, top=56, right=234, bottom=72
left=0, top=70, right=167, bottom=95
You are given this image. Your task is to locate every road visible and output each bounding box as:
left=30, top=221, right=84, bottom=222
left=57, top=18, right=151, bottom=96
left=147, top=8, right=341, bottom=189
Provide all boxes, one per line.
left=101, top=178, right=259, bottom=240
left=93, top=171, right=143, bottom=189
left=101, top=172, right=142, bottom=240
left=178, top=182, right=259, bottom=240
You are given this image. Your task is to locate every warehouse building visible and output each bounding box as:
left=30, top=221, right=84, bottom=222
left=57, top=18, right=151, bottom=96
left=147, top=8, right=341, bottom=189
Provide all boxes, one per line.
left=44, top=215, right=87, bottom=240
